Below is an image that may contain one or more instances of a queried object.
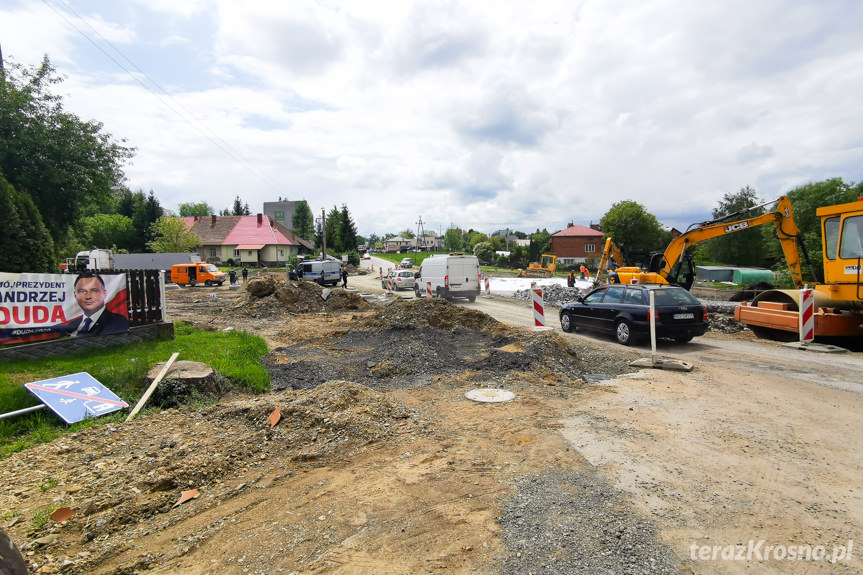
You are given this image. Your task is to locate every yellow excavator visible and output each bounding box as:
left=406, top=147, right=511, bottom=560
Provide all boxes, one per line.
left=595, top=196, right=806, bottom=290
left=518, top=254, right=558, bottom=278
left=594, top=194, right=863, bottom=341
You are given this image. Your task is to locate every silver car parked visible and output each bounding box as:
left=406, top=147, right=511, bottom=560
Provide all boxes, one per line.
left=382, top=270, right=416, bottom=290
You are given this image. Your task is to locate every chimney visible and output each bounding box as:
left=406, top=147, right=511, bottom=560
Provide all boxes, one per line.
left=567, top=222, right=574, bottom=228
left=257, top=213, right=263, bottom=225
left=211, top=215, right=216, bottom=227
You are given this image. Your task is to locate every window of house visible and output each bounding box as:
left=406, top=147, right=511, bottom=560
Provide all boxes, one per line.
left=275, top=210, right=285, bottom=221
left=247, top=250, right=253, bottom=256
left=209, top=248, right=216, bottom=257
left=585, top=244, right=596, bottom=253
left=279, top=249, right=284, bottom=257
left=233, top=249, right=240, bottom=256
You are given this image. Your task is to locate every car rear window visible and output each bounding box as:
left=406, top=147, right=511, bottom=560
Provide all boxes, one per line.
left=653, top=288, right=700, bottom=305
left=398, top=272, right=413, bottom=278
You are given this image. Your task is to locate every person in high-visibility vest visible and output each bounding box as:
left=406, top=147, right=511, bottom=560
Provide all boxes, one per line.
left=579, top=264, right=587, bottom=279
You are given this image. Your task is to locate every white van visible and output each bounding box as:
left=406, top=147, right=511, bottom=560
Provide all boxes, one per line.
left=414, top=254, right=481, bottom=301
left=298, top=259, right=342, bottom=286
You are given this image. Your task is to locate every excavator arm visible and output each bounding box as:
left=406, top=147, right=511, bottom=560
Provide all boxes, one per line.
left=595, top=238, right=625, bottom=284
left=656, top=195, right=807, bottom=288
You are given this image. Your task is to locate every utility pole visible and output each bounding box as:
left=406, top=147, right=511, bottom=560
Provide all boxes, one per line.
left=320, top=208, right=327, bottom=260
left=416, top=216, right=425, bottom=255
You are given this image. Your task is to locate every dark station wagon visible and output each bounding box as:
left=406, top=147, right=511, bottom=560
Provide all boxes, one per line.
left=559, top=284, right=708, bottom=345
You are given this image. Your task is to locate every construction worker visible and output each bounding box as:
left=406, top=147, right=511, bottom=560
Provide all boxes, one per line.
left=579, top=264, right=587, bottom=280
left=567, top=272, right=575, bottom=288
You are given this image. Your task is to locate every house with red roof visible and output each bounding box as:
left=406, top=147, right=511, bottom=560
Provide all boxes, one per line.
left=549, top=224, right=605, bottom=264
left=182, top=214, right=315, bottom=266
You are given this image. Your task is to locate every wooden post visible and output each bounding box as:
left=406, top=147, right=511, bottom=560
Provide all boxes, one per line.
left=125, top=352, right=180, bottom=422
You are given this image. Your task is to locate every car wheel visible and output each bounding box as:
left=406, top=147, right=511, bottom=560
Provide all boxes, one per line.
left=205, top=280, right=212, bottom=287
left=615, top=319, right=634, bottom=345
left=467, top=295, right=476, bottom=302
left=560, top=311, right=574, bottom=333
left=674, top=335, right=694, bottom=343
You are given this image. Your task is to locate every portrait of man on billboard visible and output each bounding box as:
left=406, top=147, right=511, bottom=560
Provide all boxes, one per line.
left=67, top=273, right=129, bottom=337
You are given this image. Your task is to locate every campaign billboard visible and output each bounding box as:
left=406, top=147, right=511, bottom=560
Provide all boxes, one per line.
left=0, top=272, right=129, bottom=345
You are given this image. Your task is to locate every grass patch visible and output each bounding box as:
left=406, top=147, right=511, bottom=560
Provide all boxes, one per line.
left=0, top=322, right=269, bottom=458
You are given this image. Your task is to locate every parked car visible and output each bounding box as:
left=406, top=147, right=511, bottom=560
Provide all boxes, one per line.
left=382, top=270, right=416, bottom=291
left=400, top=257, right=413, bottom=268
left=363, top=252, right=371, bottom=260
left=558, top=284, right=708, bottom=345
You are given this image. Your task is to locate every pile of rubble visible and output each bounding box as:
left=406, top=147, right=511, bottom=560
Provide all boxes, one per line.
left=233, top=276, right=371, bottom=315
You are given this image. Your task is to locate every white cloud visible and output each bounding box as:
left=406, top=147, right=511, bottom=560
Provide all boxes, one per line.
left=2, top=0, right=861, bottom=236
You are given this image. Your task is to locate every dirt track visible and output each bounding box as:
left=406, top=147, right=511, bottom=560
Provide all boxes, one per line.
left=1, top=268, right=862, bottom=574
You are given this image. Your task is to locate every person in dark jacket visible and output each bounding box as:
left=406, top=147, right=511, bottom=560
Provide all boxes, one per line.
left=242, top=266, right=248, bottom=282
left=342, top=269, right=348, bottom=288
left=67, top=273, right=129, bottom=337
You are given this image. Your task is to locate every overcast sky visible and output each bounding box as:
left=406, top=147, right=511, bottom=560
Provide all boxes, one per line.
left=2, top=0, right=861, bottom=238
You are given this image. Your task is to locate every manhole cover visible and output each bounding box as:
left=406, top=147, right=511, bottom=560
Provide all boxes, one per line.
left=465, top=388, right=515, bottom=403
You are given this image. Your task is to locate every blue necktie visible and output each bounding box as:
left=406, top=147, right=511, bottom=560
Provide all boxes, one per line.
left=80, top=318, right=92, bottom=333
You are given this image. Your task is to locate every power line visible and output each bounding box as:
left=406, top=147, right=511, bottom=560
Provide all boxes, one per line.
left=41, top=0, right=289, bottom=196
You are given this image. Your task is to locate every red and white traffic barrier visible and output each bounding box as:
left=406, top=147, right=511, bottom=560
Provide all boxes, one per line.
left=799, top=288, right=814, bottom=342
left=427, top=281, right=433, bottom=297
left=387, top=277, right=393, bottom=292
left=484, top=276, right=490, bottom=296
left=531, top=282, right=545, bottom=327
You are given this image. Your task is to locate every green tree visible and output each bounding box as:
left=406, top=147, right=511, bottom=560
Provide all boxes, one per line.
left=469, top=232, right=489, bottom=249
left=179, top=201, right=214, bottom=217
left=339, top=204, right=359, bottom=252
left=527, top=229, right=551, bottom=262
left=706, top=186, right=766, bottom=266
left=767, top=178, right=863, bottom=281
left=325, top=205, right=342, bottom=254
left=229, top=196, right=247, bottom=216
left=291, top=200, right=315, bottom=241
left=0, top=57, right=134, bottom=251
left=147, top=217, right=200, bottom=253
left=114, top=189, right=163, bottom=252
left=0, top=174, right=56, bottom=272
left=509, top=244, right=527, bottom=269
left=473, top=241, right=495, bottom=263
left=599, top=201, right=668, bottom=259
left=73, top=214, right=136, bottom=253
left=445, top=227, right=464, bottom=252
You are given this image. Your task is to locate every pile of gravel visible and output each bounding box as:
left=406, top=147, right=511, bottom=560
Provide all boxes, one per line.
left=497, top=469, right=681, bottom=574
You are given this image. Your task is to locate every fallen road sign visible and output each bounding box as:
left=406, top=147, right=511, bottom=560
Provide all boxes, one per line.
left=24, top=372, right=129, bottom=424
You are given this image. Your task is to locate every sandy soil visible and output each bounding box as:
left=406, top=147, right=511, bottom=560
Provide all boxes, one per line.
left=1, top=267, right=862, bottom=575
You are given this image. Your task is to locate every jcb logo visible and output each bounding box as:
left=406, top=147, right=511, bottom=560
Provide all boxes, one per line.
left=725, top=222, right=750, bottom=233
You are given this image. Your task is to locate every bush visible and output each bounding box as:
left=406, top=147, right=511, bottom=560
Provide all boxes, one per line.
left=496, top=254, right=509, bottom=268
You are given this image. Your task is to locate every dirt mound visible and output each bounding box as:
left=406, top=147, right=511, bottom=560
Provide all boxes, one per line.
left=0, top=381, right=420, bottom=574
left=354, top=296, right=506, bottom=333
left=233, top=276, right=371, bottom=315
